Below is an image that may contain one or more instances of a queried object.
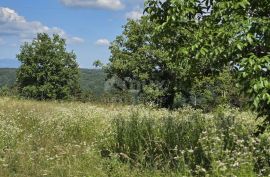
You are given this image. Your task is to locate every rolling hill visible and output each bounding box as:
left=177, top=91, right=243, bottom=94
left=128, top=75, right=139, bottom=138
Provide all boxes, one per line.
left=0, top=68, right=106, bottom=94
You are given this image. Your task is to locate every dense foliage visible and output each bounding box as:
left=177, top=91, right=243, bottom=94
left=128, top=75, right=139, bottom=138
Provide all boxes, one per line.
left=107, top=18, right=244, bottom=109
left=145, top=0, right=270, bottom=121
left=16, top=33, right=80, bottom=100
left=107, top=0, right=269, bottom=120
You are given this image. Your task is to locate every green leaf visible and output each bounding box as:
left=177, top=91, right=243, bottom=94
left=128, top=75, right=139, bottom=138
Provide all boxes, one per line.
left=237, top=43, right=243, bottom=50
left=247, top=34, right=253, bottom=44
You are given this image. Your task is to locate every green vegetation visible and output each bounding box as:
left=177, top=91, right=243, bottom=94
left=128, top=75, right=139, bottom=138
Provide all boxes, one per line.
left=79, top=68, right=106, bottom=95
left=145, top=0, right=270, bottom=121
left=107, top=0, right=270, bottom=118
left=0, top=68, right=106, bottom=98
left=17, top=33, right=80, bottom=99
left=0, top=68, right=17, bottom=87
left=0, top=97, right=269, bottom=176
left=0, top=0, right=269, bottom=176
left=106, top=15, right=244, bottom=110
left=109, top=107, right=270, bottom=176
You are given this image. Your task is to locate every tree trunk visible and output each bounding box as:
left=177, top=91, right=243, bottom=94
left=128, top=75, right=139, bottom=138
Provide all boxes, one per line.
left=161, top=91, right=175, bottom=109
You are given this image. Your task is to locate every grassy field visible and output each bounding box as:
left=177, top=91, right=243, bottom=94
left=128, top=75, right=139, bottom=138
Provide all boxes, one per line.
left=0, top=97, right=269, bottom=176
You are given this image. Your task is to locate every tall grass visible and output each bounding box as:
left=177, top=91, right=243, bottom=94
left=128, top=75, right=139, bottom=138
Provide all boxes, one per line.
left=107, top=106, right=270, bottom=176
left=0, top=97, right=269, bottom=176
left=0, top=97, right=179, bottom=176
left=0, top=97, right=107, bottom=176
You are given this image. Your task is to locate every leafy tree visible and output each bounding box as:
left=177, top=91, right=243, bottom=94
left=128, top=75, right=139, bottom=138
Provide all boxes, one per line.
left=145, top=0, right=269, bottom=122
left=107, top=16, right=197, bottom=108
left=107, top=0, right=269, bottom=115
left=108, top=1, right=232, bottom=108
left=16, top=33, right=80, bottom=100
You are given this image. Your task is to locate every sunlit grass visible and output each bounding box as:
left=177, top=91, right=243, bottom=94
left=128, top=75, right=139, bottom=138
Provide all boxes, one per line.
left=0, top=97, right=269, bottom=176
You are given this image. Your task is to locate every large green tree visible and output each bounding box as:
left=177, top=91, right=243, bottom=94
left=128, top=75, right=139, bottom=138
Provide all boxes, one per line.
left=145, top=0, right=269, bottom=121
left=107, top=3, right=226, bottom=108
left=107, top=15, right=200, bottom=108
left=16, top=33, right=80, bottom=100
left=107, top=0, right=269, bottom=115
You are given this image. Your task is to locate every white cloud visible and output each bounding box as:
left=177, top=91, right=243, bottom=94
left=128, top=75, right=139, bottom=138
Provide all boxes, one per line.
left=60, top=0, right=124, bottom=10
left=69, top=36, right=85, bottom=44
left=95, top=38, right=110, bottom=46
left=126, top=9, right=143, bottom=20
left=0, top=7, right=84, bottom=44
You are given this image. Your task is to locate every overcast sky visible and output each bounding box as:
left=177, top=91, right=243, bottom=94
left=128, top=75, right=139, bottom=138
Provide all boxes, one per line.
left=0, top=0, right=145, bottom=68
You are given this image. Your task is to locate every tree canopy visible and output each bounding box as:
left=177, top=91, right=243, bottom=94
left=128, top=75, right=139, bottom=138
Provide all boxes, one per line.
left=16, top=33, right=80, bottom=100
left=107, top=11, right=240, bottom=109
left=146, top=0, right=270, bottom=121
left=107, top=0, right=269, bottom=123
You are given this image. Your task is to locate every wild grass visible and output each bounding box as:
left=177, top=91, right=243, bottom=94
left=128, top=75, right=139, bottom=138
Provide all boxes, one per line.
left=0, top=97, right=269, bottom=176
left=106, top=107, right=270, bottom=176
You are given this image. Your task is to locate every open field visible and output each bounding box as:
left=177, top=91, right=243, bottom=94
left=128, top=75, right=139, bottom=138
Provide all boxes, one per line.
left=0, top=97, right=269, bottom=176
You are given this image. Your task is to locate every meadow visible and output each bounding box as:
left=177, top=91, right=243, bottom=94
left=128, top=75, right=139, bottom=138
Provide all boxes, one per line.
left=0, top=97, right=269, bottom=176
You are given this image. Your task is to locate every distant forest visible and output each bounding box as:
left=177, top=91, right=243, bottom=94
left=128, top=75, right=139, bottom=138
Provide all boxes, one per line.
left=0, top=68, right=106, bottom=95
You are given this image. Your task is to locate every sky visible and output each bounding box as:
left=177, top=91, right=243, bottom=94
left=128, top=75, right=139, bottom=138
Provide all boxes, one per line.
left=0, top=0, right=145, bottom=68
